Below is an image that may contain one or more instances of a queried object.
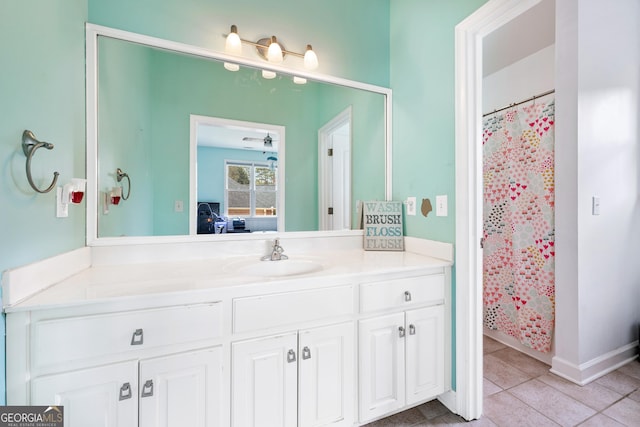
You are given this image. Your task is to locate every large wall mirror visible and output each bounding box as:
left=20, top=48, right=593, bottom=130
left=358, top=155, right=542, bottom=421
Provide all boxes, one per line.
left=86, top=24, right=392, bottom=245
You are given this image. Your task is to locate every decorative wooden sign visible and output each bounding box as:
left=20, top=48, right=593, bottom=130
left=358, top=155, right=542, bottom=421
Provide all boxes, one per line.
left=363, top=201, right=404, bottom=251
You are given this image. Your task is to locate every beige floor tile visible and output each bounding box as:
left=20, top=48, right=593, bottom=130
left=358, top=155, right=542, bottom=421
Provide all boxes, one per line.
left=484, top=391, right=560, bottom=426
left=596, top=370, right=640, bottom=395
left=483, top=336, right=507, bottom=354
left=509, top=379, right=597, bottom=426
left=491, top=347, right=551, bottom=377
left=415, top=412, right=498, bottom=426
left=484, top=353, right=533, bottom=389
left=363, top=407, right=426, bottom=426
left=578, top=414, right=627, bottom=426
left=416, top=399, right=450, bottom=420
left=484, top=378, right=503, bottom=396
left=538, top=373, right=624, bottom=411
left=617, top=361, right=640, bottom=381
left=629, top=390, right=640, bottom=403
left=602, top=397, right=640, bottom=427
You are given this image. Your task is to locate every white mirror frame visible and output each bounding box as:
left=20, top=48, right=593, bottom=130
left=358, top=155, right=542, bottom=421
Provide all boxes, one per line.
left=86, top=23, right=392, bottom=246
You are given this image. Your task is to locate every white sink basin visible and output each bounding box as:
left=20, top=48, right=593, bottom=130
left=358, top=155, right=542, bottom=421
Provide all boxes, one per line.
left=238, top=259, right=323, bottom=277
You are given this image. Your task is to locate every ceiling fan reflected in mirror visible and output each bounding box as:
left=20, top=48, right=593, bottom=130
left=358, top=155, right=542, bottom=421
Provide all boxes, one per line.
left=242, top=133, right=278, bottom=148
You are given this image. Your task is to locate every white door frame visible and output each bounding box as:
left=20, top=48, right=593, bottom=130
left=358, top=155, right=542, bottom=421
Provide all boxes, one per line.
left=454, top=0, right=545, bottom=420
left=318, top=107, right=352, bottom=231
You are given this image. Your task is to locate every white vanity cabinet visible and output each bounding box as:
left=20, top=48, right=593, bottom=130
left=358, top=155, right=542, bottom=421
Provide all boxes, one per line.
left=31, top=347, right=222, bottom=427
left=358, top=275, right=446, bottom=423
left=232, top=322, right=354, bottom=427
left=16, top=303, right=224, bottom=427
left=31, top=360, right=139, bottom=427
left=5, top=247, right=452, bottom=427
left=231, top=286, right=356, bottom=427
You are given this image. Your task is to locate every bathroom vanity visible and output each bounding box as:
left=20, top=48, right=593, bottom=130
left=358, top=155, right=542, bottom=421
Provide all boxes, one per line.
left=3, top=236, right=452, bottom=427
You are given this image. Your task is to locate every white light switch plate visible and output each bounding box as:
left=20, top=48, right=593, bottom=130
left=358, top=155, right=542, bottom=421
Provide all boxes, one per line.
left=436, top=195, right=448, bottom=217
left=56, top=187, right=68, bottom=218
left=592, top=196, right=600, bottom=215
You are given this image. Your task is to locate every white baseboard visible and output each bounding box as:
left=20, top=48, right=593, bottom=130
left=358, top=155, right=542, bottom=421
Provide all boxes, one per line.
left=438, top=390, right=457, bottom=415
left=551, top=341, right=639, bottom=385
left=484, top=328, right=554, bottom=365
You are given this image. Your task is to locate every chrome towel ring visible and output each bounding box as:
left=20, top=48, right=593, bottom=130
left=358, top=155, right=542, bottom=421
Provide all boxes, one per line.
left=22, top=130, right=59, bottom=194
left=116, top=168, right=131, bottom=200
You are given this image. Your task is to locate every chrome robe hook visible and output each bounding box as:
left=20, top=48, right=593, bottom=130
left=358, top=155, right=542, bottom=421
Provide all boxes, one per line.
left=22, top=130, right=59, bottom=193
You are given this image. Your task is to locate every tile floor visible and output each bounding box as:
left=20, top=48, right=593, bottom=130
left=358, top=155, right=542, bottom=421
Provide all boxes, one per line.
left=364, top=335, right=640, bottom=426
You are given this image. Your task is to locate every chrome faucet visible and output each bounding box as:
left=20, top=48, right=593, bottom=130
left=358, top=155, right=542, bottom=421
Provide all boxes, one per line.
left=262, top=238, right=288, bottom=261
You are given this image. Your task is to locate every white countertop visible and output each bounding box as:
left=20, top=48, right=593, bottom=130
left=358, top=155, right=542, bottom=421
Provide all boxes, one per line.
left=6, top=249, right=450, bottom=312
left=2, top=235, right=454, bottom=312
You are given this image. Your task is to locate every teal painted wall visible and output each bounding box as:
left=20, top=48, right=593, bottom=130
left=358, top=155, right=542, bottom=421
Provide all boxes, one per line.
left=390, top=0, right=489, bottom=391
left=390, top=0, right=487, bottom=242
left=0, top=0, right=88, bottom=403
left=88, top=0, right=390, bottom=87
left=98, top=38, right=155, bottom=237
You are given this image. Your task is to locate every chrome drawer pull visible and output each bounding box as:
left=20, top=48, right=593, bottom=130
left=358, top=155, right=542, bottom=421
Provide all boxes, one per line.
left=399, top=326, right=406, bottom=338
left=119, top=382, right=132, bottom=401
left=404, top=291, right=412, bottom=302
left=302, top=346, right=311, bottom=360
left=141, top=380, right=154, bottom=398
left=409, top=324, right=416, bottom=335
left=130, top=328, right=144, bottom=346
left=287, top=349, right=297, bottom=363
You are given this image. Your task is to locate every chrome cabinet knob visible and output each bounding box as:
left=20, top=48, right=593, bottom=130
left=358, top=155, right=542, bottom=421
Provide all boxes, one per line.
left=141, top=380, right=154, bottom=397
left=130, top=328, right=144, bottom=345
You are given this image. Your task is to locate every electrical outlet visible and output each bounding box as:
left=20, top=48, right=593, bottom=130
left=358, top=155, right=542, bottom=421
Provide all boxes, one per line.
left=56, top=187, right=68, bottom=218
left=406, top=197, right=416, bottom=216
left=174, top=200, right=184, bottom=212
left=436, top=195, right=448, bottom=217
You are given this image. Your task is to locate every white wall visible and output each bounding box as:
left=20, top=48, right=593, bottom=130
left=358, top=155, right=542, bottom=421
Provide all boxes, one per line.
left=483, top=44, right=555, bottom=113
left=553, top=0, right=640, bottom=384
left=482, top=44, right=556, bottom=363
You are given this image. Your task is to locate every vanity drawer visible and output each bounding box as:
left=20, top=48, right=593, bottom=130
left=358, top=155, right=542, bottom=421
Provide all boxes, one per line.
left=233, top=285, right=354, bottom=333
left=32, top=303, right=221, bottom=371
left=360, top=275, right=445, bottom=313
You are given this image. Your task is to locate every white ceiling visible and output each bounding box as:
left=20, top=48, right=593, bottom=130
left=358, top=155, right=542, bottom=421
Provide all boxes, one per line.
left=198, top=122, right=280, bottom=152
left=482, top=0, right=555, bottom=77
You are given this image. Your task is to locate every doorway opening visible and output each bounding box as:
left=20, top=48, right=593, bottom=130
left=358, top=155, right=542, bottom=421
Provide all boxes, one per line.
left=454, top=0, right=555, bottom=420
left=318, top=107, right=352, bottom=231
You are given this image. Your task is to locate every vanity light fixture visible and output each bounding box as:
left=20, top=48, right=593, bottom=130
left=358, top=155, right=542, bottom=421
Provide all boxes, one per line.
left=223, top=25, right=319, bottom=81
left=223, top=25, right=241, bottom=71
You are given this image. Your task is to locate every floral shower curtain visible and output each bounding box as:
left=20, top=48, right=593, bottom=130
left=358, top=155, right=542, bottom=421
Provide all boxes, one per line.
left=482, top=99, right=555, bottom=353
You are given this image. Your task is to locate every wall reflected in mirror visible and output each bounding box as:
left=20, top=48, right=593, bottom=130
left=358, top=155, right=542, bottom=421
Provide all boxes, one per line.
left=95, top=35, right=386, bottom=239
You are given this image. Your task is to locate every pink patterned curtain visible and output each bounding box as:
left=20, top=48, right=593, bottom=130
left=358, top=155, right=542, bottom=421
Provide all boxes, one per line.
left=482, top=100, right=555, bottom=353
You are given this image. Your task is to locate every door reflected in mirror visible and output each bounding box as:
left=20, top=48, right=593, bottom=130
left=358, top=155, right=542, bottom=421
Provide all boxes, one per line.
left=88, top=26, right=390, bottom=242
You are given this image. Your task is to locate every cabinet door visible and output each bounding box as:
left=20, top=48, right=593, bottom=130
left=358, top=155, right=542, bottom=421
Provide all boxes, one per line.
left=139, top=346, right=223, bottom=427
left=406, top=305, right=445, bottom=405
left=31, top=360, right=138, bottom=427
left=298, top=322, right=355, bottom=427
left=232, top=332, right=298, bottom=427
left=358, top=312, right=405, bottom=423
